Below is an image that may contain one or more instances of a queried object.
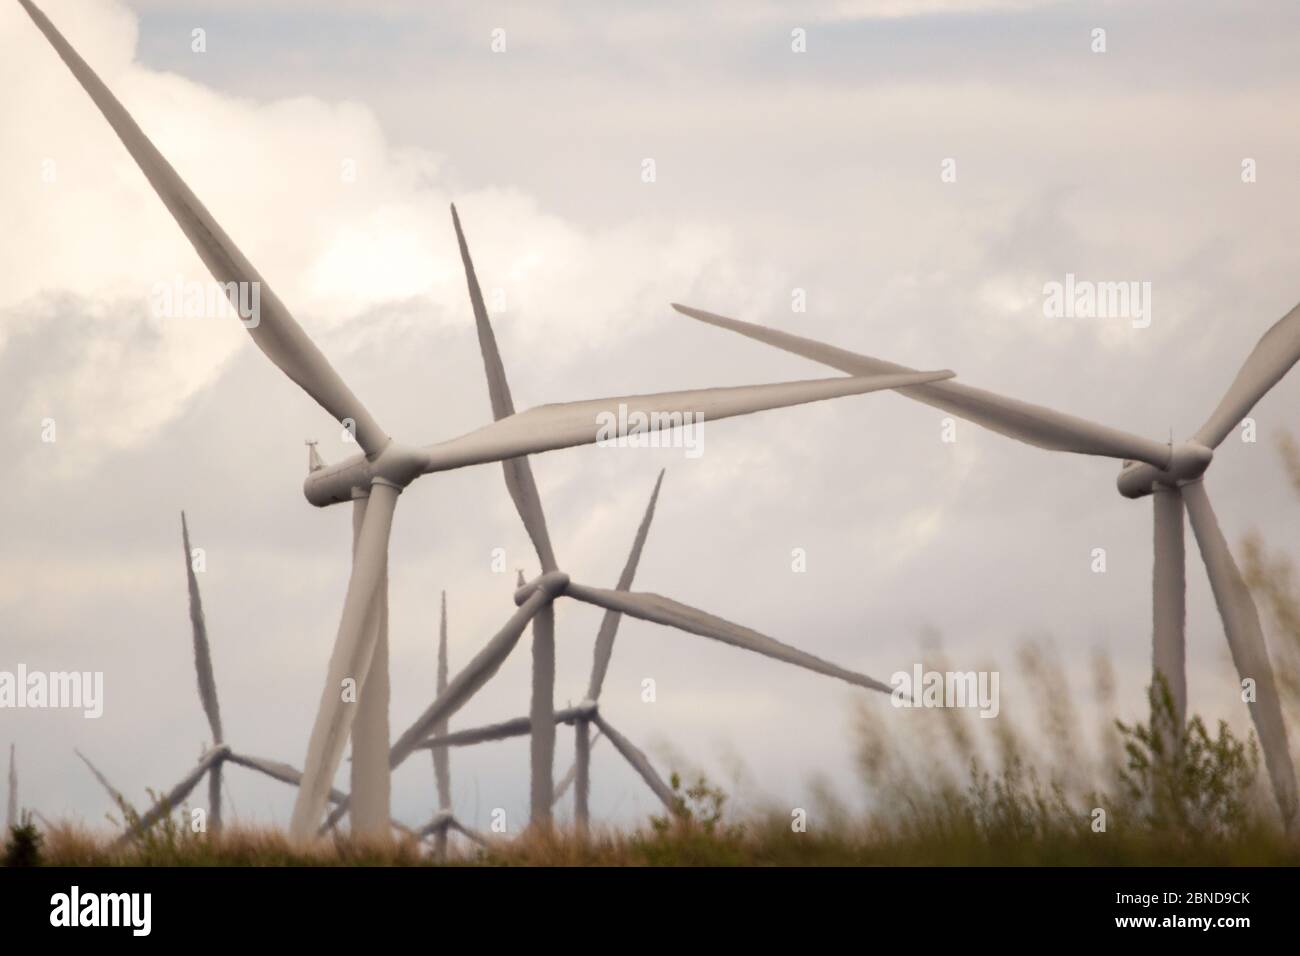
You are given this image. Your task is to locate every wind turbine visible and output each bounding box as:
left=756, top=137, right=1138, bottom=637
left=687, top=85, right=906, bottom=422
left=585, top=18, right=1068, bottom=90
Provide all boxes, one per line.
left=418, top=591, right=491, bottom=860
left=448, top=212, right=917, bottom=829
left=671, top=301, right=1300, bottom=824
left=76, top=513, right=373, bottom=841
left=408, top=469, right=896, bottom=831
left=19, top=0, right=953, bottom=842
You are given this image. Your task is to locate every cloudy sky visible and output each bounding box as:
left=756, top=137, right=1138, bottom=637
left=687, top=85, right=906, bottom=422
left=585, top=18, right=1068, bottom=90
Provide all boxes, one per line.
left=4, top=0, right=1300, bottom=835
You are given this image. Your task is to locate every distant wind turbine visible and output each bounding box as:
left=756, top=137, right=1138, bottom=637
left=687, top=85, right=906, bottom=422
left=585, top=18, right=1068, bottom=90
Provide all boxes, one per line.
left=409, top=469, right=895, bottom=830
left=76, top=513, right=392, bottom=842
left=19, top=0, right=953, bottom=841
left=447, top=213, right=910, bottom=829
left=672, top=301, right=1300, bottom=824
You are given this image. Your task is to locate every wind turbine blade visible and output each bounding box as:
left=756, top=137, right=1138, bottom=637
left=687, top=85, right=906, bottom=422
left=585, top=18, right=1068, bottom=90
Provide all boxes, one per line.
left=126, top=750, right=224, bottom=839
left=433, top=591, right=451, bottom=812
left=1192, top=300, right=1300, bottom=449
left=6, top=744, right=15, bottom=831
left=530, top=603, right=557, bottom=827
left=180, top=512, right=223, bottom=746
left=452, top=205, right=558, bottom=572
left=18, top=0, right=389, bottom=456
left=1183, top=480, right=1298, bottom=824
left=568, top=583, right=892, bottom=694
left=421, top=705, right=590, bottom=750
left=553, top=731, right=603, bottom=806
left=75, top=750, right=137, bottom=816
left=426, top=716, right=533, bottom=748
left=349, top=497, right=392, bottom=838
left=1151, top=487, right=1187, bottom=730
left=289, top=483, right=400, bottom=840
left=589, top=713, right=678, bottom=812
left=388, top=590, right=551, bottom=770
left=422, top=371, right=954, bottom=474
left=671, top=304, right=1173, bottom=468
left=447, top=816, right=490, bottom=847
left=588, top=470, right=665, bottom=701
left=225, top=752, right=348, bottom=805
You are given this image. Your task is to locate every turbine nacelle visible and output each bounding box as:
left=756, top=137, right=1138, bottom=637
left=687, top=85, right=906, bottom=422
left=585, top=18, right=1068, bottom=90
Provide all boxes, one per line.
left=302, top=441, right=426, bottom=506
left=1116, top=441, right=1214, bottom=499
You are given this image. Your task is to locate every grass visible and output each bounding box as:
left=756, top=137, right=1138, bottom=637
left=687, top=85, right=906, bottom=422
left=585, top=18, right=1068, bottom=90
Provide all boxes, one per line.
left=11, top=681, right=1299, bottom=866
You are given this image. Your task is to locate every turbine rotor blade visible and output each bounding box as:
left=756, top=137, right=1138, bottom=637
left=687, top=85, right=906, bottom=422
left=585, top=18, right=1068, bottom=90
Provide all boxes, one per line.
left=588, top=470, right=665, bottom=701
left=422, top=371, right=955, bottom=474
left=75, top=749, right=137, bottom=816
left=289, top=483, right=400, bottom=840
left=388, top=590, right=552, bottom=770
left=1193, top=299, right=1300, bottom=450
left=125, top=749, right=225, bottom=839
left=18, top=0, right=389, bottom=456
left=452, top=205, right=558, bottom=572
left=447, top=816, right=490, bottom=847
left=180, top=512, right=223, bottom=746
left=225, top=752, right=348, bottom=805
left=1183, top=480, right=1298, bottom=824
left=421, top=705, right=592, bottom=750
left=568, top=583, right=892, bottom=694
left=671, top=304, right=1172, bottom=468
left=590, top=713, right=678, bottom=813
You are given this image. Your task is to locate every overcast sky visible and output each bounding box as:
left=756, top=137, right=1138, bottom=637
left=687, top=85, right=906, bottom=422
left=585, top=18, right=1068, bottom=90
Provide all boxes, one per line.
left=4, top=0, right=1300, bottom=835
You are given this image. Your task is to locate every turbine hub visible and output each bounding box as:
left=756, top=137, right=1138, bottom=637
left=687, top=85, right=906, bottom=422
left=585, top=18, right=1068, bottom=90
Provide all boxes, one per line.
left=513, top=570, right=571, bottom=606
left=1116, top=441, right=1213, bottom=498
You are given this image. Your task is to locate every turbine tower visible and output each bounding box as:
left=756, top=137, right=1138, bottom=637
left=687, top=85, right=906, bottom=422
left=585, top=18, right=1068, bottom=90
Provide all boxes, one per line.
left=5, top=744, right=16, bottom=832
left=22, top=0, right=952, bottom=842
left=671, top=301, right=1300, bottom=824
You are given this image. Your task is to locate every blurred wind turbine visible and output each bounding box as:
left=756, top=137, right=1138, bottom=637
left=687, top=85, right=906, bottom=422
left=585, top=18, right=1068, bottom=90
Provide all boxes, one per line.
left=76, top=514, right=379, bottom=842
left=21, top=0, right=953, bottom=841
left=418, top=592, right=488, bottom=860
left=672, top=301, right=1300, bottom=824
left=410, top=470, right=896, bottom=830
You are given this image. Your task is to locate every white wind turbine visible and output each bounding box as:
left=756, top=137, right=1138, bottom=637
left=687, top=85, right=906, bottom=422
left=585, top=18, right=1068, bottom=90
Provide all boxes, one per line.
left=407, top=466, right=893, bottom=832
left=672, top=301, right=1300, bottom=824
left=20, top=0, right=953, bottom=841
left=417, top=215, right=915, bottom=830
left=76, top=513, right=383, bottom=841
